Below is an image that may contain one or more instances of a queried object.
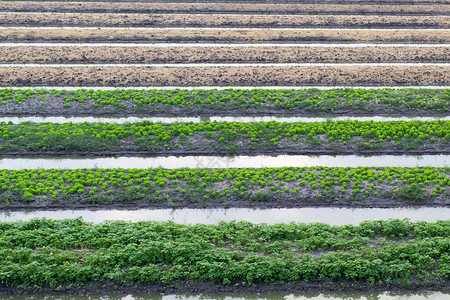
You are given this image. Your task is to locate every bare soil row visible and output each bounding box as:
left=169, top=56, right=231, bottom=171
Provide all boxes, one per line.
left=0, top=66, right=448, bottom=86
left=2, top=46, right=449, bottom=63
left=2, top=13, right=449, bottom=28
left=1, top=2, right=448, bottom=15
left=2, top=28, right=449, bottom=43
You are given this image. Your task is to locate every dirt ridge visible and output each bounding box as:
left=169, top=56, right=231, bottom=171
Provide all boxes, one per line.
left=0, top=65, right=448, bottom=86
left=2, top=13, right=449, bottom=28
left=2, top=46, right=449, bottom=64
left=2, top=28, right=449, bottom=43
left=2, top=2, right=449, bottom=15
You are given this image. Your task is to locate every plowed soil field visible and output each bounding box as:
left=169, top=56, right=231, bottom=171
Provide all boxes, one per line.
left=2, top=13, right=449, bottom=28
left=1, top=65, right=448, bottom=86
left=2, top=46, right=449, bottom=63
left=1, top=2, right=448, bottom=15
left=2, top=28, right=449, bottom=43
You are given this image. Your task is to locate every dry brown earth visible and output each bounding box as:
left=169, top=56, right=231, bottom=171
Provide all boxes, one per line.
left=2, top=46, right=449, bottom=63
left=1, top=28, right=449, bottom=43
left=1, top=2, right=448, bottom=15
left=2, top=13, right=449, bottom=28
left=0, top=66, right=448, bottom=86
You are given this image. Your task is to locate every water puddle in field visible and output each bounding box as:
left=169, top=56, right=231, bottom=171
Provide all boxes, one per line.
left=0, top=116, right=202, bottom=124
left=0, top=155, right=447, bottom=169
left=2, top=291, right=449, bottom=299
left=1, top=207, right=449, bottom=225
left=210, top=115, right=450, bottom=122
left=0, top=115, right=448, bottom=124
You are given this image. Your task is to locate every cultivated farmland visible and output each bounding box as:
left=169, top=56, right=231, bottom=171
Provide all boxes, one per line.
left=0, top=0, right=448, bottom=296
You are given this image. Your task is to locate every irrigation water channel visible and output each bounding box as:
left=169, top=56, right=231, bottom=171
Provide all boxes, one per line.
left=2, top=291, right=450, bottom=300
left=0, top=155, right=448, bottom=169
left=0, top=115, right=449, bottom=124
left=1, top=207, right=449, bottom=225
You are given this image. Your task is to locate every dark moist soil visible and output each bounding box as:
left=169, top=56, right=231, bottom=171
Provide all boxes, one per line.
left=1, top=149, right=449, bottom=157
left=2, top=111, right=449, bottom=118
left=0, top=279, right=448, bottom=296
left=1, top=92, right=449, bottom=117
left=0, top=106, right=448, bottom=118
left=2, top=197, right=449, bottom=211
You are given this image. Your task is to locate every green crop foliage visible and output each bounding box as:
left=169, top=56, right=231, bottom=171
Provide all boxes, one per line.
left=0, top=88, right=448, bottom=115
left=0, top=167, right=447, bottom=207
left=0, top=219, right=448, bottom=290
left=0, top=120, right=447, bottom=154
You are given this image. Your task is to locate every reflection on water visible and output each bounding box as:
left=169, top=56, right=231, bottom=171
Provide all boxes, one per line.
left=1, top=207, right=449, bottom=225
left=0, top=116, right=201, bottom=124
left=2, top=291, right=449, bottom=300
left=0, top=155, right=447, bottom=169
left=210, top=116, right=450, bottom=123
left=0, top=115, right=448, bottom=124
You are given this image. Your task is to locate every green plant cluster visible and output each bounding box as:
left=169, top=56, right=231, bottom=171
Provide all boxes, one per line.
left=0, top=120, right=448, bottom=153
left=0, top=88, right=448, bottom=115
left=0, top=219, right=448, bottom=289
left=0, top=167, right=447, bottom=206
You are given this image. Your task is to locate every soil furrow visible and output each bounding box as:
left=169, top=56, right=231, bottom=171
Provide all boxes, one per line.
left=1, top=13, right=449, bottom=28
left=0, top=66, right=448, bottom=86
left=1, top=28, right=449, bottom=43
left=1, top=2, right=448, bottom=15
left=1, top=46, right=449, bottom=63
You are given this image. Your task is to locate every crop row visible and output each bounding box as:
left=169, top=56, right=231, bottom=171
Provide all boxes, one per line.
left=0, top=219, right=448, bottom=290
left=0, top=167, right=448, bottom=208
left=1, top=2, right=446, bottom=15
left=0, top=120, right=447, bottom=155
left=1, top=88, right=448, bottom=116
left=1, top=66, right=448, bottom=87
left=2, top=28, right=449, bottom=43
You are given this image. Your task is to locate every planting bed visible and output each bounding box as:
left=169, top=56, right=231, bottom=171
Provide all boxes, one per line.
left=1, top=88, right=448, bottom=117
left=2, top=13, right=449, bottom=28
left=2, top=28, right=449, bottom=43
left=0, top=166, right=448, bottom=209
left=0, top=120, right=447, bottom=156
left=0, top=66, right=448, bottom=86
left=2, top=46, right=449, bottom=64
left=1, top=2, right=447, bottom=15
left=0, top=219, right=448, bottom=293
